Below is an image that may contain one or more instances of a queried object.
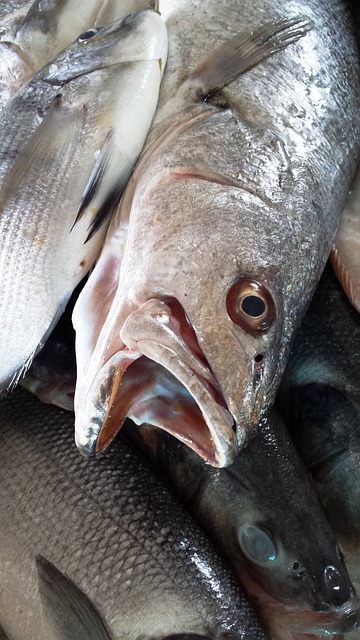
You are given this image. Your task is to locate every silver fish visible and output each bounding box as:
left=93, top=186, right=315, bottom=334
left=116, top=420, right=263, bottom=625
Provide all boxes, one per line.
left=0, top=10, right=167, bottom=390
left=0, top=387, right=268, bottom=640
left=73, top=0, right=360, bottom=467
left=0, top=0, right=158, bottom=112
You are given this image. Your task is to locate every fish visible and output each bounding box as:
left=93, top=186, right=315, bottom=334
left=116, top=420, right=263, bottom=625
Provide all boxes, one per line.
left=122, top=412, right=360, bottom=639
left=72, top=0, right=360, bottom=468
left=0, top=9, right=167, bottom=390
left=0, top=387, right=268, bottom=640
left=277, top=264, right=360, bottom=586
left=0, top=0, right=159, bottom=111
left=20, top=315, right=360, bottom=639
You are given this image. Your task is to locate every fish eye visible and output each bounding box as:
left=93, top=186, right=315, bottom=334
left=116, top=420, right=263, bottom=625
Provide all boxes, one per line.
left=77, top=28, right=99, bottom=43
left=238, top=524, right=277, bottom=566
left=226, top=279, right=275, bottom=333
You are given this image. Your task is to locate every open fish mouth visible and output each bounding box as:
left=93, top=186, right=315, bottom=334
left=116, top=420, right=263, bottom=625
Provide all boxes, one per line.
left=75, top=297, right=238, bottom=466
left=241, top=571, right=360, bottom=637
left=279, top=597, right=360, bottom=636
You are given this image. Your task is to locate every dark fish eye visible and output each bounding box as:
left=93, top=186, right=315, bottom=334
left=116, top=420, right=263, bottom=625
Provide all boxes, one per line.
left=226, top=278, right=275, bottom=333
left=238, top=523, right=277, bottom=566
left=78, top=28, right=99, bottom=43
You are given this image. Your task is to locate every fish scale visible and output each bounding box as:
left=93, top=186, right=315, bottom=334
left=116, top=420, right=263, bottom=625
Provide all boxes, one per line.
left=0, top=387, right=268, bottom=640
left=73, top=0, right=360, bottom=467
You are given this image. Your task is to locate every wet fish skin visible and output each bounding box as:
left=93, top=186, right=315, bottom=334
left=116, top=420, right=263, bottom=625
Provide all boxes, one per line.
left=124, top=411, right=359, bottom=638
left=277, top=264, right=360, bottom=582
left=73, top=0, right=360, bottom=467
left=0, top=9, right=167, bottom=390
left=0, top=0, right=157, bottom=111
left=0, top=388, right=268, bottom=640
left=22, top=328, right=360, bottom=637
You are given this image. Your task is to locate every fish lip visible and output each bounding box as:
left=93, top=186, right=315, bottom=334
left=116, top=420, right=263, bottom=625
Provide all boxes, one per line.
left=75, top=298, right=239, bottom=466
left=241, top=566, right=360, bottom=635
left=284, top=594, right=360, bottom=634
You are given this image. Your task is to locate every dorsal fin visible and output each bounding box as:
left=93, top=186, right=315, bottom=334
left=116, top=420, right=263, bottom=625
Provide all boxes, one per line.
left=36, top=555, right=112, bottom=640
left=0, top=622, right=11, bottom=639
left=189, top=16, right=312, bottom=98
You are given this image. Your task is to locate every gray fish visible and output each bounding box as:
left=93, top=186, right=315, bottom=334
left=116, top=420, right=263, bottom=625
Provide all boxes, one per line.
left=73, top=0, right=360, bottom=467
left=20, top=321, right=360, bottom=639
left=123, top=413, right=359, bottom=639
left=0, top=387, right=268, bottom=640
left=0, top=10, right=167, bottom=390
left=277, top=264, right=360, bottom=586
left=0, top=0, right=158, bottom=111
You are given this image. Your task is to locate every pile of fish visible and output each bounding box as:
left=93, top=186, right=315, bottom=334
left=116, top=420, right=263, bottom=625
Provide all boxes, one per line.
left=1, top=0, right=360, bottom=639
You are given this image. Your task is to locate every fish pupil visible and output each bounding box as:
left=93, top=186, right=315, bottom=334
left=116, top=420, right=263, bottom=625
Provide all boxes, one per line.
left=78, top=28, right=98, bottom=42
left=238, top=524, right=276, bottom=565
left=241, top=295, right=266, bottom=318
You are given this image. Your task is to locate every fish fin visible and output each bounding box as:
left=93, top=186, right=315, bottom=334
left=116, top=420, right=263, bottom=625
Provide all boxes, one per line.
left=36, top=555, right=112, bottom=640
left=0, top=622, right=12, bottom=639
left=331, top=165, right=360, bottom=314
left=71, top=130, right=134, bottom=242
left=190, top=16, right=312, bottom=97
left=0, top=93, right=85, bottom=209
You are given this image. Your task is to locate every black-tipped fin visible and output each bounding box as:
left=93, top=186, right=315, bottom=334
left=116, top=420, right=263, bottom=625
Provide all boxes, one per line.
left=190, top=16, right=312, bottom=97
left=0, top=623, right=12, bottom=639
left=72, top=130, right=134, bottom=242
left=36, top=555, right=112, bottom=640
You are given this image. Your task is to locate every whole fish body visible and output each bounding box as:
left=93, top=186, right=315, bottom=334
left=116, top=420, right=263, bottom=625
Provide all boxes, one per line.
left=0, top=388, right=268, bottom=640
left=73, top=0, right=360, bottom=467
left=124, top=413, right=359, bottom=640
left=0, top=9, right=167, bottom=389
left=278, top=264, right=360, bottom=586
left=0, top=0, right=158, bottom=112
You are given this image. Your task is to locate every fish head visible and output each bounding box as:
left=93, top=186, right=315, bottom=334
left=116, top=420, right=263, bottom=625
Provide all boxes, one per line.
left=185, top=409, right=360, bottom=626
left=73, top=98, right=325, bottom=466
left=74, top=154, right=300, bottom=466
left=37, top=8, right=167, bottom=85
left=13, top=0, right=159, bottom=70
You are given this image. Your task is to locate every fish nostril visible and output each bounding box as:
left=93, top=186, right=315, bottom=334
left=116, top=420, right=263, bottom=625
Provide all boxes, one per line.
left=292, top=561, right=306, bottom=577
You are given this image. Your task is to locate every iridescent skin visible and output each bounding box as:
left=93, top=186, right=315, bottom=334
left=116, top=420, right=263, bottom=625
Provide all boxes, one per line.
left=0, top=388, right=267, bottom=640
left=73, top=0, right=360, bottom=467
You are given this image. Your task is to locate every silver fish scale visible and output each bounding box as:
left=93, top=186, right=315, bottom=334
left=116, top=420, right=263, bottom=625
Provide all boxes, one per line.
left=107, top=0, right=359, bottom=453
left=0, top=388, right=268, bottom=640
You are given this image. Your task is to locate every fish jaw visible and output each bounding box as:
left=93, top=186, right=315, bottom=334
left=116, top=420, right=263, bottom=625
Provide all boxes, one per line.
left=74, top=297, right=237, bottom=466
left=241, top=569, right=360, bottom=638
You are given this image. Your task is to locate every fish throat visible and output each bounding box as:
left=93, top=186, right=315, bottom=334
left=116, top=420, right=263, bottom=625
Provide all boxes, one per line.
left=95, top=297, right=235, bottom=465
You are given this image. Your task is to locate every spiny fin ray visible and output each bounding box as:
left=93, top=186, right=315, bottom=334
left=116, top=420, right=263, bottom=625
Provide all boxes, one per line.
left=190, top=16, right=313, bottom=97
left=71, top=130, right=134, bottom=242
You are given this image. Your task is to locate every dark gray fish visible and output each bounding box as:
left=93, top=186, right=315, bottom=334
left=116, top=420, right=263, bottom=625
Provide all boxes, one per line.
left=123, top=412, right=359, bottom=639
left=21, top=326, right=360, bottom=638
left=0, top=387, right=268, bottom=640
left=278, top=264, right=360, bottom=585
left=73, top=0, right=360, bottom=468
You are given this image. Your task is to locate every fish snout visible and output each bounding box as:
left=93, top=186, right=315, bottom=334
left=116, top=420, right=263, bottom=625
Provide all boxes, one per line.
left=319, top=565, right=356, bottom=610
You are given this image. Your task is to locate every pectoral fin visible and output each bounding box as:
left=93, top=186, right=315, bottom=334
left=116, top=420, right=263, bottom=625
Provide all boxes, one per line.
left=0, top=94, right=85, bottom=203
left=72, top=129, right=134, bottom=242
left=36, top=555, right=112, bottom=640
left=0, top=622, right=11, bottom=639
left=190, top=16, right=312, bottom=97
